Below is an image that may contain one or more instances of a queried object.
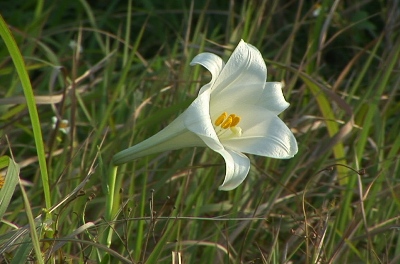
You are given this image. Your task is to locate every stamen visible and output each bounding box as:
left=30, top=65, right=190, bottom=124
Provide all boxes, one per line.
left=221, top=116, right=233, bottom=129
left=60, top=120, right=69, bottom=129
left=214, top=111, right=243, bottom=137
left=215, top=112, right=227, bottom=126
left=0, top=174, right=4, bottom=189
left=231, top=116, right=240, bottom=127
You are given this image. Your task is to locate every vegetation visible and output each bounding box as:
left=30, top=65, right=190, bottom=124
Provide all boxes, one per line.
left=1, top=0, right=399, bottom=263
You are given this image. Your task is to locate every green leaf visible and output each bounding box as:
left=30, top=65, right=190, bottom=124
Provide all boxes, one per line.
left=0, top=13, right=51, bottom=213
left=0, top=156, right=19, bottom=219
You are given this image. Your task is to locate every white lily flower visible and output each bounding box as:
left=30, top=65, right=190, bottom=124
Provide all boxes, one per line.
left=113, top=40, right=298, bottom=191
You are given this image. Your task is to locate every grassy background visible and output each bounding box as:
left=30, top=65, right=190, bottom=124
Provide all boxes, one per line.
left=1, top=0, right=400, bottom=263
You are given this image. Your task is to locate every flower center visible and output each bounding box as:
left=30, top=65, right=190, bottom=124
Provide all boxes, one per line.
left=214, top=112, right=242, bottom=137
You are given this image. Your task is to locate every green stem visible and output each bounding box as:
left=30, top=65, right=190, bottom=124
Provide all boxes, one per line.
left=104, top=165, right=118, bottom=248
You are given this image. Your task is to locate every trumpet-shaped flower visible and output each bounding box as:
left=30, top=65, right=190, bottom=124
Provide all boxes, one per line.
left=113, top=40, right=298, bottom=191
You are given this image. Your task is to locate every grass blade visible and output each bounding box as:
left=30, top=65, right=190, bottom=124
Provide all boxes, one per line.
left=0, top=14, right=51, bottom=213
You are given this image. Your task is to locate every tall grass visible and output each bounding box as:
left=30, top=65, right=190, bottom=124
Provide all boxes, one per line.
left=1, top=0, right=399, bottom=263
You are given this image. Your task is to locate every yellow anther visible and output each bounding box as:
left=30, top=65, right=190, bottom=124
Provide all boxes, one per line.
left=214, top=112, right=227, bottom=126
left=214, top=112, right=242, bottom=137
left=0, top=174, right=4, bottom=189
left=221, top=116, right=233, bottom=129
left=231, top=116, right=241, bottom=127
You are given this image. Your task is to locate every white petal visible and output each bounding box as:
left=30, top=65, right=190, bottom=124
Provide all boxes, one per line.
left=113, top=115, right=204, bottom=165
left=210, top=40, right=267, bottom=100
left=183, top=89, right=252, bottom=191
left=209, top=83, right=265, bottom=117
left=211, top=82, right=290, bottom=117
left=217, top=149, right=250, bottom=191
left=221, top=105, right=298, bottom=158
left=183, top=89, right=224, bottom=151
left=190, top=52, right=225, bottom=95
left=256, top=82, right=290, bottom=114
